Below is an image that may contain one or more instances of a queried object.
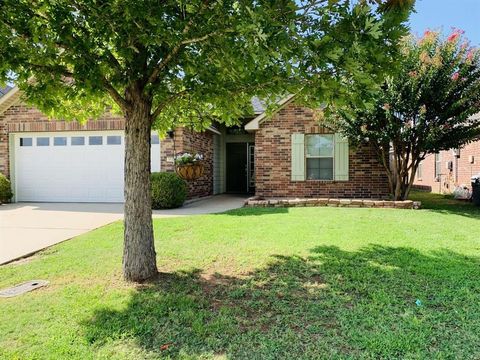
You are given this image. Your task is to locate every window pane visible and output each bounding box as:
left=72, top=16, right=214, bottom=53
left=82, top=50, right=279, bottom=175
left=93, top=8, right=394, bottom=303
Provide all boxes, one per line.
left=307, top=158, right=334, bottom=180
left=71, top=137, right=85, bottom=146
left=417, top=161, right=423, bottom=179
left=20, top=138, right=32, bottom=146
left=36, top=137, right=50, bottom=146
left=306, top=135, right=334, bottom=157
left=89, top=136, right=103, bottom=145
left=54, top=137, right=67, bottom=146
left=151, top=134, right=160, bottom=144
left=107, top=135, right=121, bottom=145
left=434, top=153, right=441, bottom=177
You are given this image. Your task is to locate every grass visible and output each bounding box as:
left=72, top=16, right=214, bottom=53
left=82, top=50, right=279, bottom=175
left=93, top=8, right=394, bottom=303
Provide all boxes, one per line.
left=1, top=191, right=480, bottom=359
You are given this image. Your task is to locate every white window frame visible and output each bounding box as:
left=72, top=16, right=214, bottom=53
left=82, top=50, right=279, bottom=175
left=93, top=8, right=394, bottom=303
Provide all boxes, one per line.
left=305, top=134, right=335, bottom=181
left=416, top=160, right=423, bottom=180
left=434, top=153, right=441, bottom=178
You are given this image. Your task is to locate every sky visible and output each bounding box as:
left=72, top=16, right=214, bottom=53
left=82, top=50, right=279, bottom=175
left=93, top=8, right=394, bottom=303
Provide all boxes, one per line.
left=409, top=0, right=480, bottom=46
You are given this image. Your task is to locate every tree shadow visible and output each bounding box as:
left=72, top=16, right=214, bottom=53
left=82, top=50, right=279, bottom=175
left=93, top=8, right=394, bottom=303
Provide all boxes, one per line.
left=217, top=207, right=289, bottom=216
left=84, top=246, right=480, bottom=358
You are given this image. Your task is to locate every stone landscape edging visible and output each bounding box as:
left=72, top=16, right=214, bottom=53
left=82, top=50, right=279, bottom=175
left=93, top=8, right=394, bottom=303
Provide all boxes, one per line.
left=244, top=197, right=421, bottom=209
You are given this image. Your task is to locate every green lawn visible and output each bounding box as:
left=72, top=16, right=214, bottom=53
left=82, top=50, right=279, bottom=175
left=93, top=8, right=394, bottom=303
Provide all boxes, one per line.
left=1, top=192, right=480, bottom=359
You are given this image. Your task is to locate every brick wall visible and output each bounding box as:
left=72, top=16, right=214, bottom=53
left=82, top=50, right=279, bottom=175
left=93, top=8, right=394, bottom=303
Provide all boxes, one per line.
left=160, top=127, right=213, bottom=199
left=414, top=141, right=480, bottom=193
left=254, top=103, right=390, bottom=199
left=0, top=104, right=124, bottom=177
left=0, top=102, right=214, bottom=199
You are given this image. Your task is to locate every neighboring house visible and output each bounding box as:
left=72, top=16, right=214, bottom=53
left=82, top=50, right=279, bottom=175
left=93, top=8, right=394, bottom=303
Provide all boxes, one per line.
left=0, top=87, right=389, bottom=203
left=414, top=129, right=480, bottom=193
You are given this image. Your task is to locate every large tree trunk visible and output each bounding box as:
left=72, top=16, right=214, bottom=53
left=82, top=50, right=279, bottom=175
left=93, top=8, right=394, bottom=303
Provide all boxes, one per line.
left=122, top=93, right=158, bottom=282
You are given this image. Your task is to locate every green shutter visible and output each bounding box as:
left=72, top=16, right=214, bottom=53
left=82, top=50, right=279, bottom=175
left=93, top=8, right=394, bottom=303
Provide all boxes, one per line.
left=334, top=133, right=349, bottom=181
left=291, top=133, right=305, bottom=181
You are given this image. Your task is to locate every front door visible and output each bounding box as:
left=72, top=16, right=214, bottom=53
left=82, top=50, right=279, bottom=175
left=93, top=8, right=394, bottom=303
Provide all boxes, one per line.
left=226, top=142, right=248, bottom=193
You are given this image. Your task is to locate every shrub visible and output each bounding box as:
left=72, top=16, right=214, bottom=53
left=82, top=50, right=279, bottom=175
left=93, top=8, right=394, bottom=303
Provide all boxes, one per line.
left=0, top=173, right=13, bottom=204
left=151, top=172, right=187, bottom=209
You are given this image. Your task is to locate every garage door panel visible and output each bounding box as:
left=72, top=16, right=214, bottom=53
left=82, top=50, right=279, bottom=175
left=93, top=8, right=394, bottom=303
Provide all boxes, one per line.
left=14, top=131, right=160, bottom=203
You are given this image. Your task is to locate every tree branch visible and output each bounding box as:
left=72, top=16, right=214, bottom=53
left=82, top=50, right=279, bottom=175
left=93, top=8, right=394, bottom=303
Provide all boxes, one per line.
left=27, top=63, right=74, bottom=78
left=179, top=29, right=235, bottom=46
left=146, top=0, right=212, bottom=85
left=151, top=90, right=188, bottom=120
left=103, top=79, right=128, bottom=113
left=104, top=49, right=124, bottom=74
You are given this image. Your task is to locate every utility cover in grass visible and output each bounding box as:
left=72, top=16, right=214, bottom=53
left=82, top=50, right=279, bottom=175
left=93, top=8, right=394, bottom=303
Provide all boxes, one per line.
left=0, top=280, right=49, bottom=298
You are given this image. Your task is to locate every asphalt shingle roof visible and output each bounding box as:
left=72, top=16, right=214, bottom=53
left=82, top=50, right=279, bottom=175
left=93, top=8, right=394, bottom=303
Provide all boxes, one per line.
left=251, top=97, right=266, bottom=114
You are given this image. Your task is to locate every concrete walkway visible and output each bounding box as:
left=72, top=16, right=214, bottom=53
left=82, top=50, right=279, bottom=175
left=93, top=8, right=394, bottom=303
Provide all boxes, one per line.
left=153, top=194, right=246, bottom=217
left=0, top=195, right=246, bottom=265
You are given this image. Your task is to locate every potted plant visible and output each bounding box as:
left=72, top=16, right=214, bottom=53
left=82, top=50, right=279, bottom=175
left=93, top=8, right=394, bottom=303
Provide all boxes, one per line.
left=175, top=152, right=204, bottom=180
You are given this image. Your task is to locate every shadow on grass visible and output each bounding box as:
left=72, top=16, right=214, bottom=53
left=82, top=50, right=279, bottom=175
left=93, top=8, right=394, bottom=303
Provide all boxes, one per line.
left=84, top=246, right=480, bottom=358
left=218, top=206, right=289, bottom=216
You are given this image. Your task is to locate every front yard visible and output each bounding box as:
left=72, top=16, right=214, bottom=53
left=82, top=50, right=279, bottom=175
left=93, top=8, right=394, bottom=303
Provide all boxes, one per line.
left=1, top=192, right=480, bottom=359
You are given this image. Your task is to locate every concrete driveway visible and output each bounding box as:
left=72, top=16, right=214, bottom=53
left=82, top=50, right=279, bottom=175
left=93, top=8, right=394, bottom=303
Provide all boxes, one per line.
left=0, top=195, right=246, bottom=265
left=0, top=202, right=123, bottom=265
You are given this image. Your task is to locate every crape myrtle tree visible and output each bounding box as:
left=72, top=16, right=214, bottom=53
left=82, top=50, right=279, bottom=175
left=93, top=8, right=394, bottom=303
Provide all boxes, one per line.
left=0, top=0, right=411, bottom=282
left=335, top=29, right=480, bottom=200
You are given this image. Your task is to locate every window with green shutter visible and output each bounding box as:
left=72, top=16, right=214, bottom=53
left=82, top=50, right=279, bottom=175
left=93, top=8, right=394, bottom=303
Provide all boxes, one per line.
left=290, top=132, right=349, bottom=182
left=291, top=133, right=305, bottom=181
left=334, top=133, right=349, bottom=181
left=305, top=134, right=334, bottom=180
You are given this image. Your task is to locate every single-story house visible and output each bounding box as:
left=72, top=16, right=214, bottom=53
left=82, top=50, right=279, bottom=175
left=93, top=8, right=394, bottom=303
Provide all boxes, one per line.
left=414, top=116, right=480, bottom=193
left=0, top=87, right=389, bottom=203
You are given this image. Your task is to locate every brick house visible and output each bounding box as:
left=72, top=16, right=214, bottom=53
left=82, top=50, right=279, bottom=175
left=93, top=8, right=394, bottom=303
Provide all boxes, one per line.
left=413, top=117, right=480, bottom=194
left=0, top=88, right=390, bottom=202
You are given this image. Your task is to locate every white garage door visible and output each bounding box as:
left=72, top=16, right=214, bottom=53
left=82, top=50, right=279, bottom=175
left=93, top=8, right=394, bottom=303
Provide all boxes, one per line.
left=13, top=131, right=161, bottom=203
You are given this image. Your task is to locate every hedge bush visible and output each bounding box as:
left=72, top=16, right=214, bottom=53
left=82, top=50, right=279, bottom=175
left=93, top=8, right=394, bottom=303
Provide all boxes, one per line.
left=151, top=172, right=187, bottom=209
left=0, top=173, right=13, bottom=204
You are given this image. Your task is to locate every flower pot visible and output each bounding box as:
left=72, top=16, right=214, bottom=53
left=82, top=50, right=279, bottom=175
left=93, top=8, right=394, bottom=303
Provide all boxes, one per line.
left=175, top=162, right=204, bottom=181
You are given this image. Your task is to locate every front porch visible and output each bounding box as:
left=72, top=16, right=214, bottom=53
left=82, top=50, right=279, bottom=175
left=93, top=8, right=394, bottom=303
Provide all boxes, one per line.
left=161, top=123, right=256, bottom=199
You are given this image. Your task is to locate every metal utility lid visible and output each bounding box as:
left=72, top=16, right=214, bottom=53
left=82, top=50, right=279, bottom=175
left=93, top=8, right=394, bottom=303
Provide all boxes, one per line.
left=0, top=280, right=49, bottom=298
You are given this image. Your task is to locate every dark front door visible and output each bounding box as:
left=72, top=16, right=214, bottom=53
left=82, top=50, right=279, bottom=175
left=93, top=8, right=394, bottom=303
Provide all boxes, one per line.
left=226, top=142, right=248, bottom=193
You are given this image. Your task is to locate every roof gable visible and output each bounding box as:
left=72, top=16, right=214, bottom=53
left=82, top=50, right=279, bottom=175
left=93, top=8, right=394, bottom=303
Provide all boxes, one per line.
left=0, top=86, right=22, bottom=115
left=244, top=94, right=296, bottom=131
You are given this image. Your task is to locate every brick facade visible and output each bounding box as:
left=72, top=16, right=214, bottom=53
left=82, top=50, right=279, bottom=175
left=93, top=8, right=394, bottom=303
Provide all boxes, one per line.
left=254, top=103, right=390, bottom=199
left=0, top=102, right=213, bottom=199
left=0, top=104, right=125, bottom=178
left=414, top=141, right=480, bottom=193
left=1, top=98, right=393, bottom=202
left=160, top=127, right=214, bottom=199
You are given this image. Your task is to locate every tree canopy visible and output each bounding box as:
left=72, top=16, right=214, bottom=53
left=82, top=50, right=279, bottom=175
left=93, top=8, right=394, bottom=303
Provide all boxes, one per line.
left=335, top=29, right=480, bottom=200
left=1, top=0, right=412, bottom=130
left=0, top=0, right=413, bottom=281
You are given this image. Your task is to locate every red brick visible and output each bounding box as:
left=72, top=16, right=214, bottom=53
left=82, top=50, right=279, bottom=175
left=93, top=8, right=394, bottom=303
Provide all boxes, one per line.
left=254, top=103, right=390, bottom=199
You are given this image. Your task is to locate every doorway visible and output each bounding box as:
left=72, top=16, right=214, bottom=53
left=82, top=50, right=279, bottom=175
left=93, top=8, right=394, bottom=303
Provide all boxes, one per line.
left=226, top=142, right=255, bottom=193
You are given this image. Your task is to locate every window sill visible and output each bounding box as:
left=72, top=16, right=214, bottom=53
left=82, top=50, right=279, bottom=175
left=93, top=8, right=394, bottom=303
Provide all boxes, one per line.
left=303, top=179, right=347, bottom=183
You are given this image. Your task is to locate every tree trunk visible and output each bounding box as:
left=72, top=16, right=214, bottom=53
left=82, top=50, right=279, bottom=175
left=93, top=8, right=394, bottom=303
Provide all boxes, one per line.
left=122, top=95, right=158, bottom=282
left=375, top=142, right=418, bottom=201
left=401, top=159, right=420, bottom=200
